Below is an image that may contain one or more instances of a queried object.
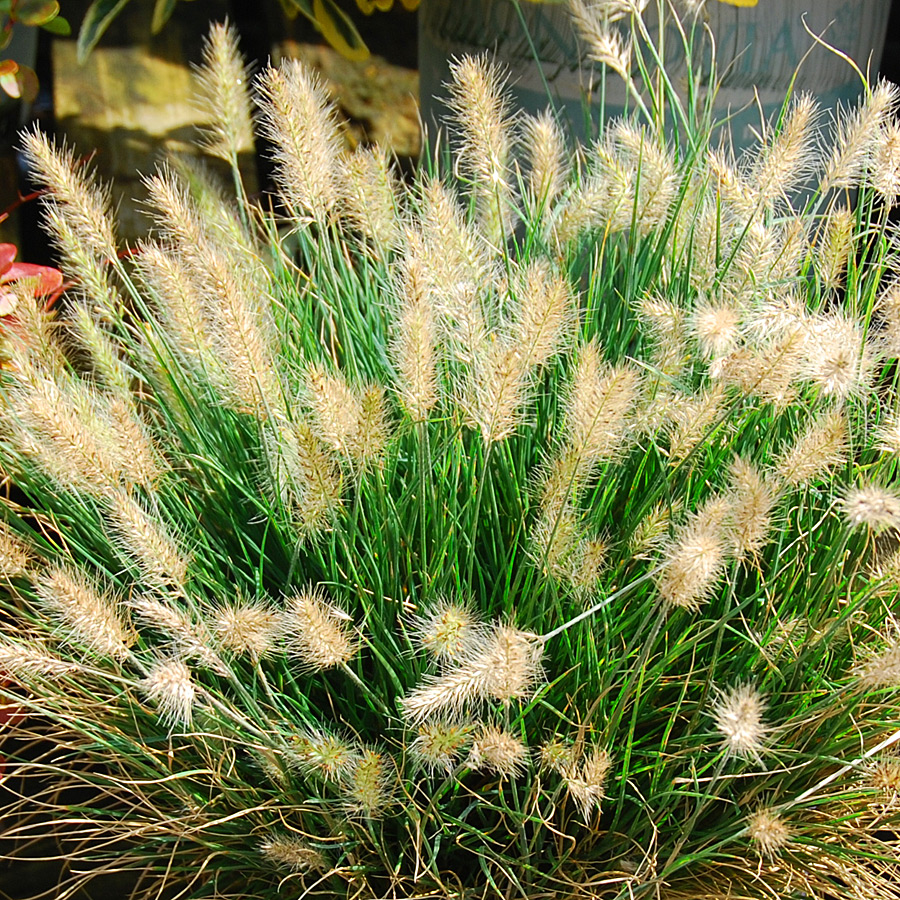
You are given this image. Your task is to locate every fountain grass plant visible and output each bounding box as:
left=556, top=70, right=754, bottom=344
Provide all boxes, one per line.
left=3, top=2, right=900, bottom=898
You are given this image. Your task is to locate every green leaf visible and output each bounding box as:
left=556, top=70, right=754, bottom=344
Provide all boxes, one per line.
left=313, top=0, right=369, bottom=62
left=41, top=15, right=70, bottom=35
left=16, top=0, right=59, bottom=26
left=76, top=0, right=133, bottom=64
left=150, top=0, right=176, bottom=34
left=278, top=0, right=314, bottom=20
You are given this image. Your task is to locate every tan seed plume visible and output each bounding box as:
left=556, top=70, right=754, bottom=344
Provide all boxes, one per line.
left=447, top=54, right=515, bottom=241
left=257, top=60, right=340, bottom=224
left=129, top=595, right=225, bottom=673
left=401, top=624, right=543, bottom=723
left=281, top=587, right=357, bottom=671
left=339, top=147, right=401, bottom=254
left=727, top=457, right=778, bottom=562
left=753, top=93, right=819, bottom=207
left=106, top=491, right=189, bottom=591
left=0, top=638, right=78, bottom=680
left=392, top=245, right=439, bottom=421
left=140, top=656, right=196, bottom=729
left=411, top=721, right=473, bottom=773
left=748, top=808, right=792, bottom=858
left=656, top=496, right=732, bottom=611
left=213, top=598, right=280, bottom=658
left=195, top=21, right=255, bottom=166
left=35, top=565, right=133, bottom=660
left=0, top=522, right=32, bottom=580
left=775, top=409, right=848, bottom=487
left=467, top=725, right=528, bottom=777
left=565, top=746, right=612, bottom=820
left=259, top=835, right=325, bottom=872
left=20, top=128, right=118, bottom=262
left=344, top=748, right=393, bottom=818
left=522, top=110, right=569, bottom=213
left=712, top=683, right=770, bottom=760
left=822, top=80, right=899, bottom=191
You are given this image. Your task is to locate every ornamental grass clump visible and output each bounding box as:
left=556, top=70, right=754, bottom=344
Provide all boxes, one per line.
left=5, top=7, right=900, bottom=899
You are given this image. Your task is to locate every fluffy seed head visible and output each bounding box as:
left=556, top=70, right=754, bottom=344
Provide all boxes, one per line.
left=507, top=260, right=574, bottom=372
left=612, top=121, right=677, bottom=234
left=294, top=730, right=358, bottom=782
left=393, top=247, right=439, bottom=420
left=465, top=337, right=529, bottom=445
left=0, top=522, right=31, bottom=579
left=564, top=343, right=640, bottom=467
left=344, top=749, right=393, bottom=818
left=195, top=21, right=255, bottom=164
left=447, top=54, right=515, bottom=240
left=257, top=60, right=340, bottom=223
left=855, top=637, right=900, bottom=688
left=281, top=587, right=356, bottom=671
left=411, top=721, right=473, bottom=773
left=802, top=311, right=873, bottom=399
left=877, top=411, right=900, bottom=457
left=275, top=420, right=344, bottom=536
left=664, top=383, right=727, bottom=463
left=213, top=598, right=279, bottom=658
left=401, top=624, right=543, bottom=723
left=259, top=835, right=325, bottom=872
left=129, top=595, right=225, bottom=673
left=0, top=638, right=78, bottom=680
left=20, top=128, right=118, bottom=261
left=656, top=497, right=731, bottom=611
left=134, top=242, right=211, bottom=364
left=305, top=362, right=363, bottom=456
left=822, top=80, right=899, bottom=191
left=711, top=683, right=769, bottom=760
left=339, top=147, right=401, bottom=254
left=841, top=484, right=900, bottom=532
left=539, top=739, right=577, bottom=775
left=106, top=491, right=189, bottom=591
left=141, top=657, right=196, bottom=729
left=522, top=110, right=569, bottom=212
left=705, top=147, right=757, bottom=220
left=418, top=176, right=495, bottom=292
left=351, top=385, right=391, bottom=467
left=872, top=121, right=900, bottom=206
left=818, top=205, right=855, bottom=293
left=8, top=371, right=149, bottom=495
left=727, top=457, right=778, bottom=562
left=629, top=501, right=678, bottom=559
left=637, top=296, right=689, bottom=379
left=414, top=599, right=483, bottom=663
left=479, top=625, right=544, bottom=706
left=36, top=566, right=133, bottom=659
left=467, top=725, right=528, bottom=777
left=868, top=755, right=900, bottom=803
left=753, top=92, right=819, bottom=207
left=691, top=298, right=742, bottom=361
left=747, top=808, right=792, bottom=858
left=67, top=305, right=130, bottom=399
left=569, top=0, right=632, bottom=81
left=565, top=746, right=613, bottom=820
left=775, top=410, right=848, bottom=488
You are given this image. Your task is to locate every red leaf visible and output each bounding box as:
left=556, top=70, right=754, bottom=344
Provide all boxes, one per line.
left=0, top=242, right=16, bottom=274
left=3, top=261, right=64, bottom=296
